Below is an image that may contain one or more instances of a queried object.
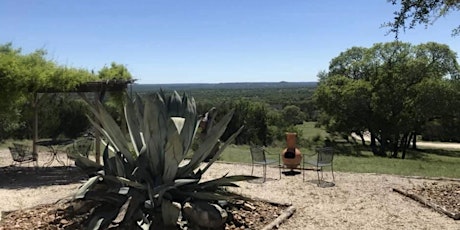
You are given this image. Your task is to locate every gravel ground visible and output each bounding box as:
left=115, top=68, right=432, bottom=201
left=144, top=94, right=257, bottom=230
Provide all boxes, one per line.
left=0, top=148, right=459, bottom=229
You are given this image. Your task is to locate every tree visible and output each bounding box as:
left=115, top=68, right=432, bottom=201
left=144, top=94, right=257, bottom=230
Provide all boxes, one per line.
left=314, top=75, right=373, bottom=146
left=98, top=62, right=133, bottom=127
left=386, top=0, right=460, bottom=37
left=0, top=43, right=95, bottom=150
left=0, top=44, right=27, bottom=139
left=215, top=99, right=273, bottom=146
left=281, top=105, right=305, bottom=126
left=315, top=41, right=459, bottom=157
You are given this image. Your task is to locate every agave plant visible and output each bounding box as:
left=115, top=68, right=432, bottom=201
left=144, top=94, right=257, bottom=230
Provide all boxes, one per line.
left=75, top=90, right=256, bottom=229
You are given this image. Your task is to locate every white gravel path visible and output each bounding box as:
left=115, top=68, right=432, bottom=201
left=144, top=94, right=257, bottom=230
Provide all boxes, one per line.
left=0, top=149, right=459, bottom=229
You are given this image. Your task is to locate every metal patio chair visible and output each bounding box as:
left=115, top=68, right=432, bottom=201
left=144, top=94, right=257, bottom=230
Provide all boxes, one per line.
left=66, top=138, right=94, bottom=166
left=9, top=143, right=37, bottom=166
left=250, top=145, right=280, bottom=182
left=303, top=147, right=335, bottom=185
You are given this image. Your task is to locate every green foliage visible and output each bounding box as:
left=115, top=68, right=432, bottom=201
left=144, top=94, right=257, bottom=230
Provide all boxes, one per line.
left=386, top=0, right=460, bottom=37
left=98, top=62, right=132, bottom=80
left=0, top=43, right=97, bottom=140
left=135, top=84, right=317, bottom=146
left=213, top=99, right=273, bottom=146
left=9, top=94, right=91, bottom=140
left=315, top=41, right=460, bottom=157
left=98, top=62, right=133, bottom=132
left=74, top=91, right=256, bottom=229
left=281, top=105, right=305, bottom=126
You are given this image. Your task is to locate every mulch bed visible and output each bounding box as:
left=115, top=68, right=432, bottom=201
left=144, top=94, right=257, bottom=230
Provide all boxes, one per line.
left=393, top=181, right=460, bottom=220
left=0, top=198, right=291, bottom=229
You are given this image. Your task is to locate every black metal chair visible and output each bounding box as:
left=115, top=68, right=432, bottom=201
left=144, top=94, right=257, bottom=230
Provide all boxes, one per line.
left=9, top=143, right=37, bottom=166
left=66, top=138, right=94, bottom=166
left=250, top=145, right=280, bottom=182
left=303, top=147, right=335, bottom=185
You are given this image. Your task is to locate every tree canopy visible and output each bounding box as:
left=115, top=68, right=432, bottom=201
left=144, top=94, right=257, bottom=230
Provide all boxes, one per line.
left=386, top=0, right=460, bottom=37
left=0, top=43, right=133, bottom=141
left=315, top=41, right=460, bottom=158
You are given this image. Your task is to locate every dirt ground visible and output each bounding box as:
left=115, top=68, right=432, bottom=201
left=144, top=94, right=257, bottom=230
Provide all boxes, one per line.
left=0, top=148, right=459, bottom=229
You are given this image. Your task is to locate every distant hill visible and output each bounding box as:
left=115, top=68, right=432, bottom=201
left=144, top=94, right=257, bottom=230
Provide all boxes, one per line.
left=132, top=82, right=317, bottom=92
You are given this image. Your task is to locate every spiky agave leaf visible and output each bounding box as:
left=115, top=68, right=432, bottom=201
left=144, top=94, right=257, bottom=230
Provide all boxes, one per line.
left=124, top=95, right=144, bottom=156
left=74, top=175, right=101, bottom=199
left=102, top=144, right=117, bottom=176
left=86, top=204, right=119, bottom=230
left=142, top=93, right=167, bottom=177
left=196, top=175, right=258, bottom=191
left=199, top=126, right=245, bottom=176
left=177, top=110, right=235, bottom=176
left=162, top=117, right=184, bottom=183
left=167, top=175, right=257, bottom=201
left=164, top=91, right=199, bottom=163
left=74, top=155, right=103, bottom=175
left=77, top=90, right=257, bottom=229
left=179, top=93, right=199, bottom=155
left=85, top=100, right=135, bottom=165
left=161, top=199, right=181, bottom=227
left=166, top=90, right=183, bottom=117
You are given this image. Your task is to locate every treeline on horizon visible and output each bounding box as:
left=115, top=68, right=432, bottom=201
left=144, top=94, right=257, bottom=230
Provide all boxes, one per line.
left=133, top=83, right=319, bottom=148
left=132, top=81, right=317, bottom=91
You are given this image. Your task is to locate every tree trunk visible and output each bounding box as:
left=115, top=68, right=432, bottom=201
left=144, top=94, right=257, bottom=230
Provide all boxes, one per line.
left=370, top=132, right=378, bottom=155
left=358, top=132, right=366, bottom=146
left=390, top=133, right=404, bottom=158
left=400, top=134, right=408, bottom=159
left=391, top=138, right=399, bottom=158
left=371, top=132, right=387, bottom=157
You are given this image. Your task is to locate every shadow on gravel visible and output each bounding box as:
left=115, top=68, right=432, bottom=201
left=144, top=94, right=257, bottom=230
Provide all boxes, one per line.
left=0, top=166, right=87, bottom=189
left=304, top=179, right=335, bottom=188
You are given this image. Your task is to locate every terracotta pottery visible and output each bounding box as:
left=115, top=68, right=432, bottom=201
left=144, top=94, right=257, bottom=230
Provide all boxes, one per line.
left=281, top=132, right=302, bottom=169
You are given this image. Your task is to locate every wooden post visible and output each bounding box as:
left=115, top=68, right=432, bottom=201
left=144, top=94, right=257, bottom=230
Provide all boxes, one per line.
left=32, top=92, right=39, bottom=160
left=94, top=90, right=106, bottom=164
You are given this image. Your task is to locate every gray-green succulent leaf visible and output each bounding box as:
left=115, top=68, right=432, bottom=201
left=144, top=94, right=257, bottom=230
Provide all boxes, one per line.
left=76, top=90, right=255, bottom=229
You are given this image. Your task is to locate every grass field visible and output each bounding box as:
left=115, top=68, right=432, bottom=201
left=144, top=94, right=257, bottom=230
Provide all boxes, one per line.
left=219, top=122, right=460, bottom=179
left=2, top=122, right=459, bottom=178
left=219, top=144, right=460, bottom=178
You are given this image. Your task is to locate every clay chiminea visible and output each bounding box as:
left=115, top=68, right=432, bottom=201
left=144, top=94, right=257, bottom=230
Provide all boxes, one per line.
left=281, top=132, right=302, bottom=169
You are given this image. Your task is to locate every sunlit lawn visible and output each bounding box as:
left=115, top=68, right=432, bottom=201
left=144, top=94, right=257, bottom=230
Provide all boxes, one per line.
left=219, top=144, right=460, bottom=178
left=219, top=122, right=460, bottom=179
left=2, top=122, right=459, bottom=179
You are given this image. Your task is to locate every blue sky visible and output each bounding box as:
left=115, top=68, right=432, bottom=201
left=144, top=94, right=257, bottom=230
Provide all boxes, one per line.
left=1, top=0, right=459, bottom=84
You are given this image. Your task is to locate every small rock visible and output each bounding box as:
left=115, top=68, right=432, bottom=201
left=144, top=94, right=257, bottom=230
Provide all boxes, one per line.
left=243, top=203, right=256, bottom=211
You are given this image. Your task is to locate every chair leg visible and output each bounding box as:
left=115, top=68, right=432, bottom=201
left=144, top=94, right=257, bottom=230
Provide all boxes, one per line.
left=279, top=163, right=282, bottom=179
left=316, top=167, right=321, bottom=186
left=331, top=164, right=335, bottom=182
left=263, top=164, right=266, bottom=182
left=279, top=165, right=282, bottom=179
left=278, top=155, right=281, bottom=179
left=302, top=161, right=305, bottom=182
